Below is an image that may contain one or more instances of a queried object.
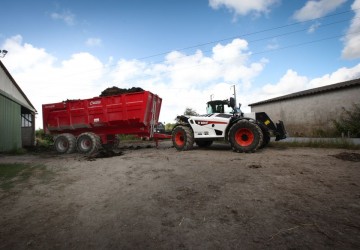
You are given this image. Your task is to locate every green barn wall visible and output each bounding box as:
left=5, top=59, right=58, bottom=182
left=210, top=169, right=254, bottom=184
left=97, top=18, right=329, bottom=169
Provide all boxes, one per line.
left=0, top=95, right=22, bottom=152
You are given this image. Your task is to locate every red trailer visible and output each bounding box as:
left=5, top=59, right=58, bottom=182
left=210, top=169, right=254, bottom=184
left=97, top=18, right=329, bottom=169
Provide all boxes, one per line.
left=42, top=90, right=168, bottom=154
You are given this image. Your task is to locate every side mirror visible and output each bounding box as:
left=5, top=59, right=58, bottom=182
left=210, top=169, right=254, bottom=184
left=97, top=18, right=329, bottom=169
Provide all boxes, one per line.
left=229, top=97, right=236, bottom=109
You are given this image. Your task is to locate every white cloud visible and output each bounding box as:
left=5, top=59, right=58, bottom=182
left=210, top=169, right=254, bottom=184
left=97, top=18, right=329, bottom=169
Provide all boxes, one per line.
left=1, top=35, right=104, bottom=127
left=308, top=63, right=360, bottom=88
left=293, top=0, right=347, bottom=21
left=1, top=35, right=267, bottom=127
left=266, top=38, right=279, bottom=50
left=342, top=0, right=360, bottom=59
left=107, top=38, right=268, bottom=121
left=158, top=38, right=268, bottom=90
left=50, top=10, right=76, bottom=26
left=244, top=63, right=360, bottom=110
left=110, top=59, right=148, bottom=84
left=86, top=38, right=102, bottom=47
left=2, top=35, right=56, bottom=73
left=260, top=69, right=308, bottom=98
left=2, top=34, right=360, bottom=130
left=212, top=39, right=249, bottom=63
left=209, top=0, right=279, bottom=16
left=308, top=21, right=321, bottom=33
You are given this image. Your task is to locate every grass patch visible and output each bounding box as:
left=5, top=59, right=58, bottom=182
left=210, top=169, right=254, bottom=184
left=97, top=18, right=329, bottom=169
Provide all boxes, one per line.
left=7, top=148, right=28, bottom=155
left=0, top=163, right=54, bottom=190
left=270, top=138, right=360, bottom=150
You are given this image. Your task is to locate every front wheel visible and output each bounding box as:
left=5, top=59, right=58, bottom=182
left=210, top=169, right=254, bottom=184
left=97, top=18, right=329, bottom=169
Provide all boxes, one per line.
left=76, top=132, right=101, bottom=155
left=172, top=126, right=194, bottom=151
left=228, top=120, right=263, bottom=153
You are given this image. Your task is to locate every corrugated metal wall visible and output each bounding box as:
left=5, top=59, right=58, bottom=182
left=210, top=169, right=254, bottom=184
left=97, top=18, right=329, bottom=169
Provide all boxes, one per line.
left=0, top=95, right=22, bottom=152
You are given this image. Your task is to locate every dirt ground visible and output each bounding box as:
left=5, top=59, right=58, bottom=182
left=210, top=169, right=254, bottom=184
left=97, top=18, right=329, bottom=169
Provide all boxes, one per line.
left=0, top=141, right=359, bottom=250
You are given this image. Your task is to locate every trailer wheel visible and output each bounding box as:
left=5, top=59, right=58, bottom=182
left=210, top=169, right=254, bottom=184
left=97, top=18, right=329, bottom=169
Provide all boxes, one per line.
left=195, top=140, right=213, bottom=148
left=76, top=132, right=101, bottom=155
left=229, top=120, right=263, bottom=153
left=172, top=126, right=194, bottom=151
left=54, top=133, right=76, bottom=154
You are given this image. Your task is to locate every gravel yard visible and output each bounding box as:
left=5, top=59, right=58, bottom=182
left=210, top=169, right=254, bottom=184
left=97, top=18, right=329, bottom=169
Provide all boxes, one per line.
left=0, top=141, right=359, bottom=249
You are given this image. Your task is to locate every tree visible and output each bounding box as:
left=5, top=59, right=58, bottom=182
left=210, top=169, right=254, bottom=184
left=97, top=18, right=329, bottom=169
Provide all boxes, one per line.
left=184, top=107, right=199, bottom=116
left=333, top=103, right=360, bottom=138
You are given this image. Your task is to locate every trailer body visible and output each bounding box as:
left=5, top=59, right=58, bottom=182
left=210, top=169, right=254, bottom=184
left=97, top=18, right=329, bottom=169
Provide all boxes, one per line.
left=42, top=91, right=164, bottom=153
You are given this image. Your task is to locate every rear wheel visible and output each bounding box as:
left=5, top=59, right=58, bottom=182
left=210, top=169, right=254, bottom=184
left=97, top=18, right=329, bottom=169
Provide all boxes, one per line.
left=54, top=133, right=76, bottom=154
left=172, top=125, right=194, bottom=151
left=76, top=132, right=101, bottom=155
left=195, top=140, right=213, bottom=148
left=228, top=120, right=263, bottom=153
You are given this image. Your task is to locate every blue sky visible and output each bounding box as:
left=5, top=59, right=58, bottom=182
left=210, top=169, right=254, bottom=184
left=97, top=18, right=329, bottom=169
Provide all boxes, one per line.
left=1, top=0, right=360, bottom=127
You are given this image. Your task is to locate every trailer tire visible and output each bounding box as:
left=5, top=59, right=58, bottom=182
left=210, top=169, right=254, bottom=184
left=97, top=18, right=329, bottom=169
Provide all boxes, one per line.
left=195, top=140, right=213, bottom=148
left=76, top=132, right=101, bottom=155
left=172, top=126, right=194, bottom=151
left=54, top=133, right=76, bottom=154
left=228, top=120, right=263, bottom=153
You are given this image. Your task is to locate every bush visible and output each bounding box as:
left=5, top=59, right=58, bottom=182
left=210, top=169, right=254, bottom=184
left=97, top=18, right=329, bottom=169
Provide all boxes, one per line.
left=165, top=123, right=175, bottom=131
left=35, top=129, right=53, bottom=146
left=333, top=103, right=360, bottom=138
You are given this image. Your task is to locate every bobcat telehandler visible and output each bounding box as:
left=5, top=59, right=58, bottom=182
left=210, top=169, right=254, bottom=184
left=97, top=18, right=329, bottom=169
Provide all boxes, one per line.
left=171, top=97, right=286, bottom=153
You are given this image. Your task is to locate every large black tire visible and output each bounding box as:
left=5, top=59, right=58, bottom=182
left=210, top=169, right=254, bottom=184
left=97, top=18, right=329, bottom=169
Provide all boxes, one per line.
left=228, top=120, right=263, bottom=153
left=172, top=125, right=194, bottom=151
left=260, top=130, right=270, bottom=149
left=76, top=132, right=101, bottom=155
left=195, top=140, right=213, bottom=148
left=54, top=133, right=76, bottom=154
left=257, top=123, right=271, bottom=149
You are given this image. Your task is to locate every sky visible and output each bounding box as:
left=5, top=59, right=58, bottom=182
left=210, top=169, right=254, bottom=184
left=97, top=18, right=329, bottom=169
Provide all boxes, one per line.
left=1, top=0, right=360, bottom=128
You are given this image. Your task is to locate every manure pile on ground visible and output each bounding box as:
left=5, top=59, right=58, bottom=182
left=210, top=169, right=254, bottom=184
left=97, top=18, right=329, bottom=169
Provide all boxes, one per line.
left=100, top=86, right=144, bottom=97
left=331, top=152, right=360, bottom=162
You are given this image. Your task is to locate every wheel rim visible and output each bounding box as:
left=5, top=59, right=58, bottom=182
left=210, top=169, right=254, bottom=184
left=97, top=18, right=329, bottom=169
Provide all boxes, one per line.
left=80, top=138, right=92, bottom=151
left=58, top=139, right=68, bottom=151
left=235, top=128, right=254, bottom=147
left=175, top=131, right=185, bottom=146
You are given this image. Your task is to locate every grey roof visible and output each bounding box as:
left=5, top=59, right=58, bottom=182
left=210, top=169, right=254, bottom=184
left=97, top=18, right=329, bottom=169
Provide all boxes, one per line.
left=249, top=78, right=360, bottom=106
left=0, top=60, right=36, bottom=112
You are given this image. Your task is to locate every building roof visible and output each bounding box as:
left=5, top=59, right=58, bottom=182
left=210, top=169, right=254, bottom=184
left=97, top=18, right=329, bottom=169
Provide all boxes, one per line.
left=0, top=60, right=36, bottom=113
left=249, top=78, right=360, bottom=106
